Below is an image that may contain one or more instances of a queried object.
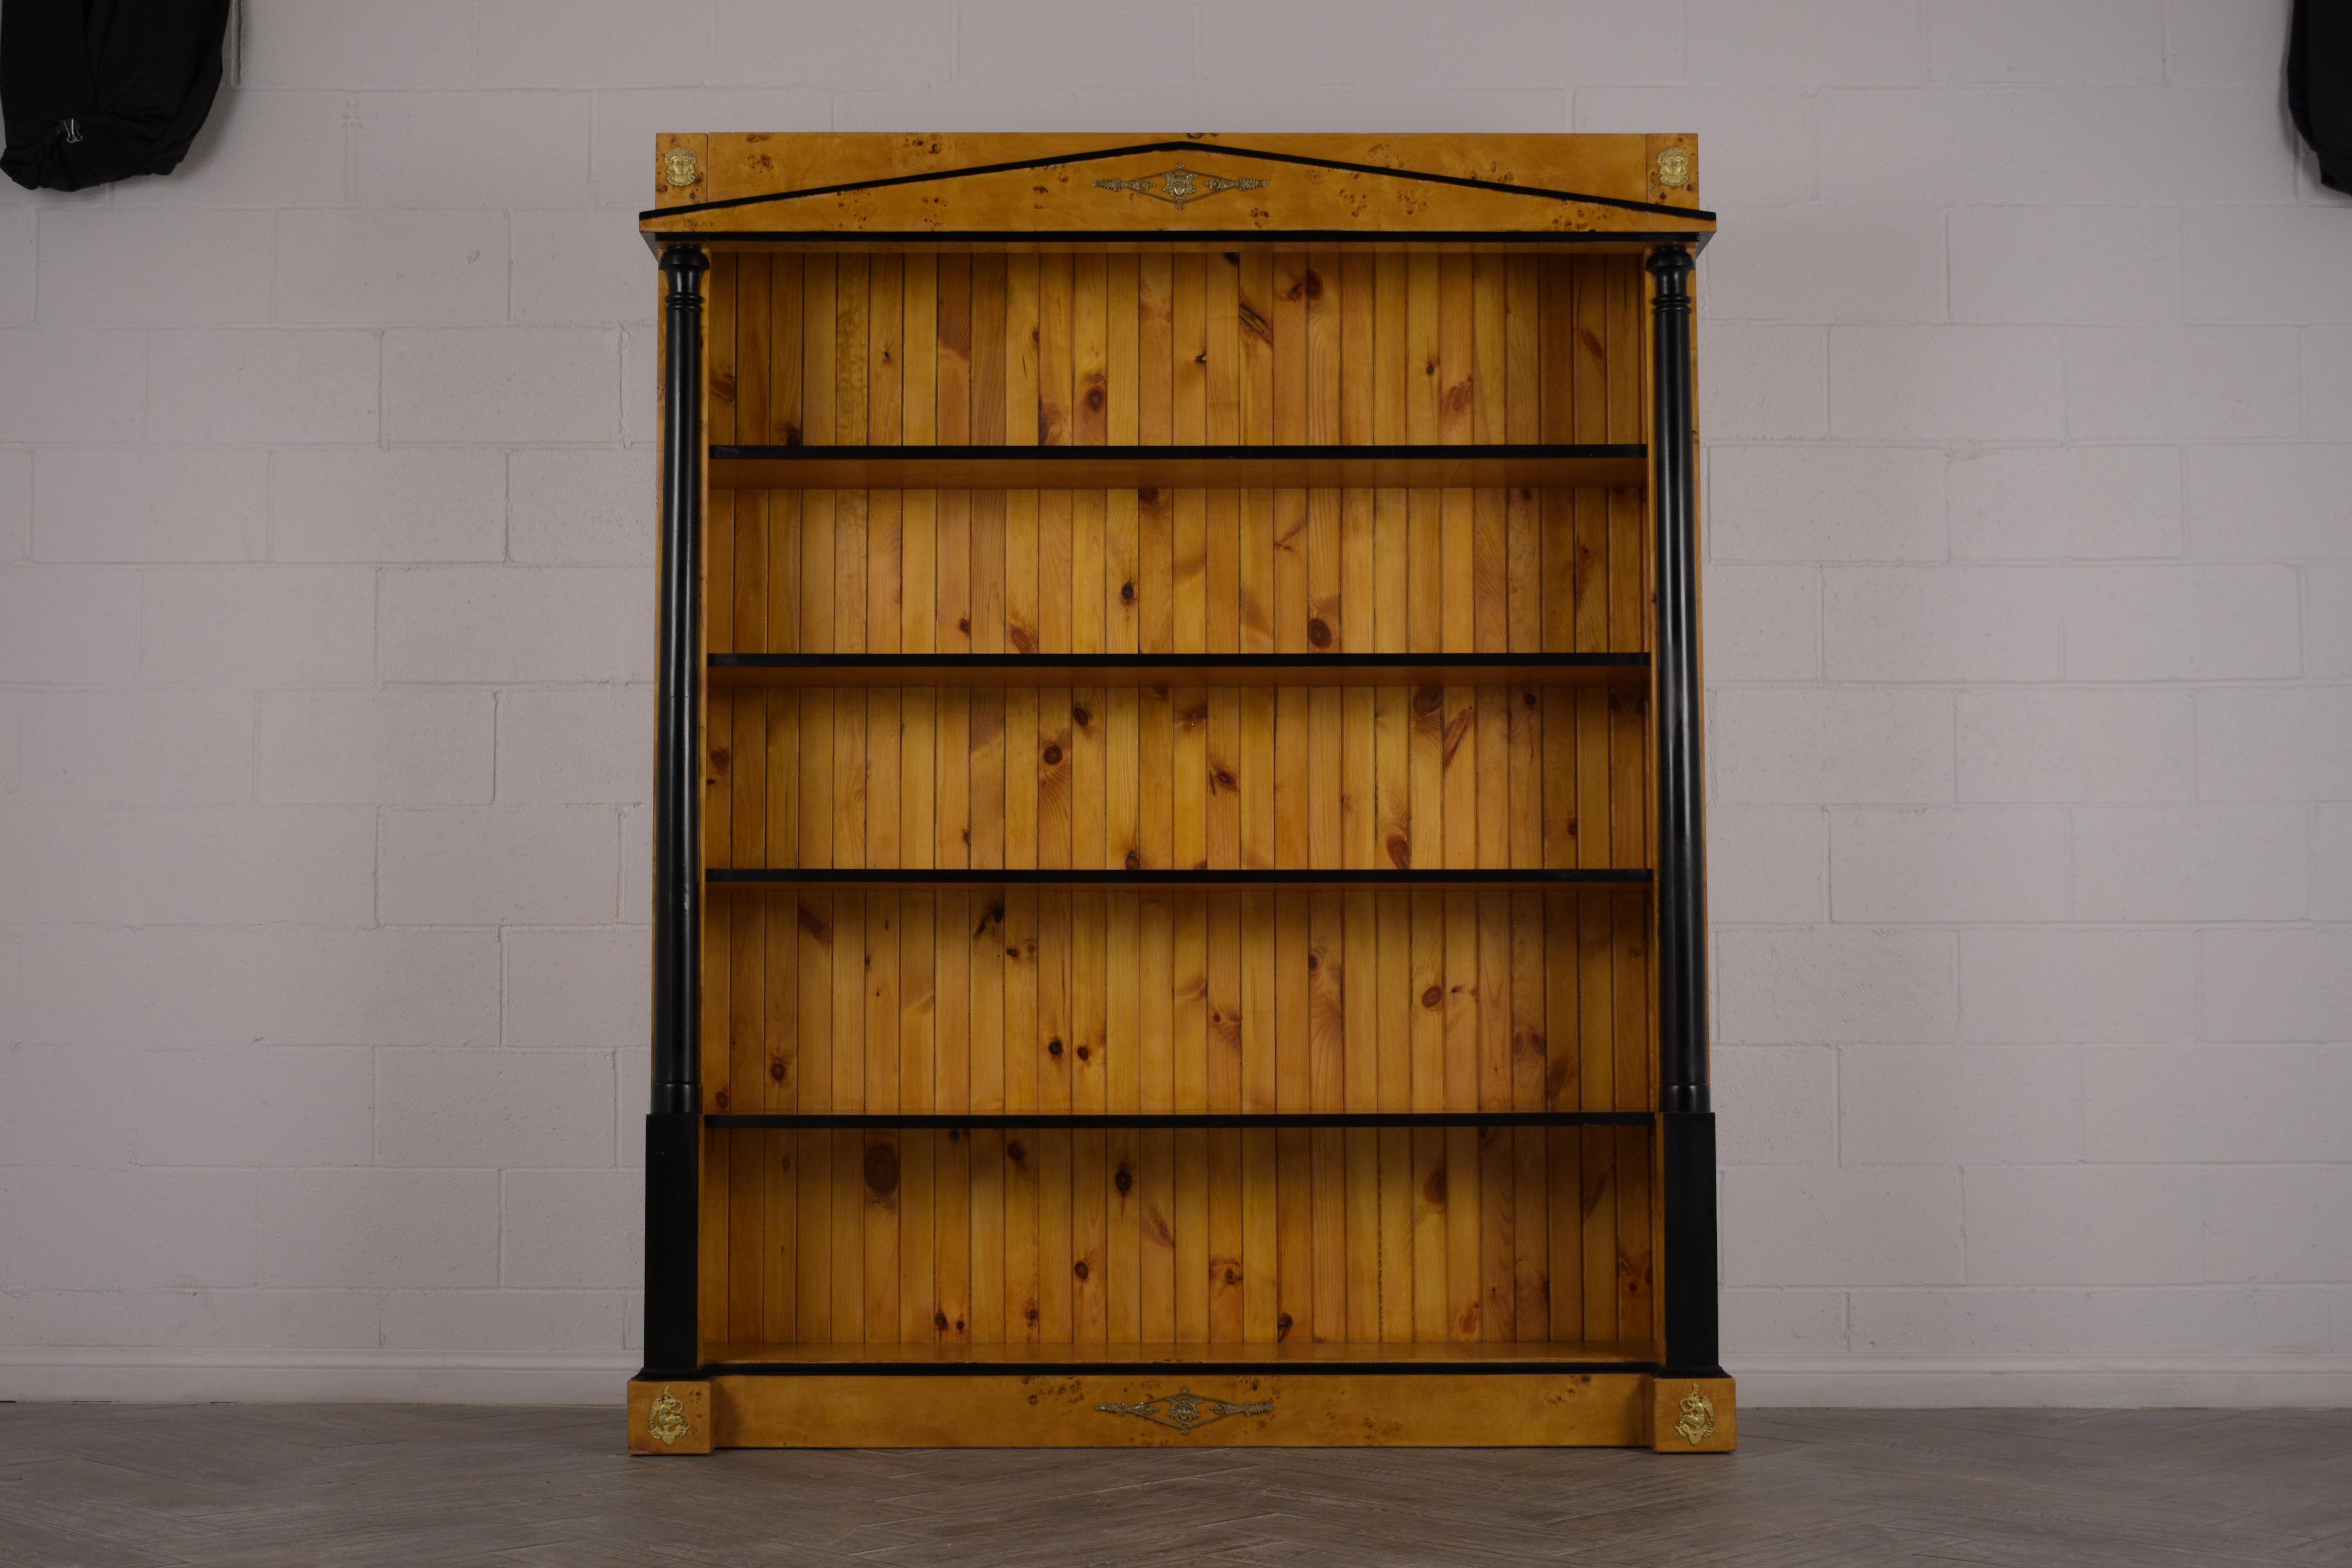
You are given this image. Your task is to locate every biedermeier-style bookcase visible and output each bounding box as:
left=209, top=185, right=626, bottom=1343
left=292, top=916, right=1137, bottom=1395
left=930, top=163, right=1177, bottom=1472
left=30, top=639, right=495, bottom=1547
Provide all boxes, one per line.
left=626, top=133, right=1728, bottom=1453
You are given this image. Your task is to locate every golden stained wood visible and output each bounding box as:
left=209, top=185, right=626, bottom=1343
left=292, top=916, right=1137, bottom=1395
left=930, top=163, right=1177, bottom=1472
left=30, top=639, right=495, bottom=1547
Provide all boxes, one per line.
left=627, top=1378, right=713, bottom=1455
left=712, top=1369, right=1651, bottom=1447
left=709, top=450, right=1644, bottom=490
left=1649, top=1375, right=1737, bottom=1455
left=645, top=134, right=1710, bottom=240
left=657, top=131, right=1720, bottom=1453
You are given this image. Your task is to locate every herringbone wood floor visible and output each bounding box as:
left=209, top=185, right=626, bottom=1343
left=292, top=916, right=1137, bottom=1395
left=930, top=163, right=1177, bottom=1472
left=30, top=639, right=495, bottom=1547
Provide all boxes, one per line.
left=1, top=1403, right=2345, bottom=1566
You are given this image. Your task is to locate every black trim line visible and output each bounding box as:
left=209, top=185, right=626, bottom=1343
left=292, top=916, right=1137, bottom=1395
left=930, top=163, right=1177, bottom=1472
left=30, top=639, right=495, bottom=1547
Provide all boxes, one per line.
left=706, top=1111, right=1654, bottom=1130
left=642, top=139, right=1716, bottom=223
left=711, top=652, right=1648, bottom=671
left=711, top=440, right=1644, bottom=461
left=644, top=229, right=1716, bottom=251
left=708, top=867, right=1652, bottom=887
left=704, top=1359, right=1661, bottom=1378
left=706, top=1363, right=1665, bottom=1373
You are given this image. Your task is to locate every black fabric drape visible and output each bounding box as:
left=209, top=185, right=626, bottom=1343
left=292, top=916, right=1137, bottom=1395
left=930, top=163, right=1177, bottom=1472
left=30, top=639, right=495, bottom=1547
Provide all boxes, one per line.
left=2292, top=0, right=2352, bottom=193
left=1, top=0, right=232, bottom=191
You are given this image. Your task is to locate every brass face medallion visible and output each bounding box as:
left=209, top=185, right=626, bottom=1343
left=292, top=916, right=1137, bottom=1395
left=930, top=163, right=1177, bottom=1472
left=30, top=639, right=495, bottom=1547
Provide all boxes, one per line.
left=1654, top=146, right=1692, bottom=190
left=1673, top=1383, right=1717, bottom=1446
left=664, top=147, right=700, bottom=191
left=1093, top=164, right=1267, bottom=208
left=1096, top=1387, right=1274, bottom=1435
left=647, top=1384, right=691, bottom=1446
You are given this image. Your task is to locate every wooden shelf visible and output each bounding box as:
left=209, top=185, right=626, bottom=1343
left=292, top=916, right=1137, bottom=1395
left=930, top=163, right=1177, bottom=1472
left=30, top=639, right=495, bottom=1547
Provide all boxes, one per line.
left=709, top=443, right=1646, bottom=491
left=700, top=1341, right=1657, bottom=1374
left=706, top=1110, right=1653, bottom=1131
left=707, top=867, right=1652, bottom=889
left=708, top=652, right=1648, bottom=688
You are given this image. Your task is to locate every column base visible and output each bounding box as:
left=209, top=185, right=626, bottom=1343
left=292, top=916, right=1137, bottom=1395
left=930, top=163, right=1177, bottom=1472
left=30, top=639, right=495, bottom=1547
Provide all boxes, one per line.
left=627, top=1377, right=713, bottom=1455
left=1647, top=1374, right=1736, bottom=1453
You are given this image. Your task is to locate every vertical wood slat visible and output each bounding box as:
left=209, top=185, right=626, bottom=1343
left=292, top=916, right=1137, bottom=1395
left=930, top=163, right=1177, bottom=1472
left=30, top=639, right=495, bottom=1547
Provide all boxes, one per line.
left=699, top=891, right=1645, bottom=1350
left=725, top=254, right=1651, bottom=661
left=696, top=250, right=1660, bottom=1357
left=736, top=252, right=1617, bottom=454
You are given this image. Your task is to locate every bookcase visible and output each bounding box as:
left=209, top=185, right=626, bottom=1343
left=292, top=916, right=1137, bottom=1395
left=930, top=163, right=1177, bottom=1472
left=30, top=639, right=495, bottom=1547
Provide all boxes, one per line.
left=626, top=134, right=1729, bottom=1452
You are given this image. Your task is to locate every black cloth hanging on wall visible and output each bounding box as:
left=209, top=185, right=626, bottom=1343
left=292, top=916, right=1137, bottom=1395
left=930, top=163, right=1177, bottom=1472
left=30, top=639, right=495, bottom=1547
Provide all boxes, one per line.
left=1, top=0, right=232, bottom=191
left=2292, top=0, right=2352, bottom=192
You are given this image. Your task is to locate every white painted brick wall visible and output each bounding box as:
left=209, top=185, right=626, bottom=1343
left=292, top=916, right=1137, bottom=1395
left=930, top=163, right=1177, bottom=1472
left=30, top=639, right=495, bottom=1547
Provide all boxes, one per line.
left=268, top=447, right=508, bottom=563
left=1847, top=1283, right=2339, bottom=1355
left=142, top=566, right=377, bottom=685
left=256, top=689, right=495, bottom=804
left=275, top=209, right=513, bottom=328
left=372, top=1048, right=617, bottom=1169
left=1957, top=927, right=2197, bottom=1043
left=20, top=689, right=255, bottom=804
left=35, top=447, right=268, bottom=562
left=147, top=330, right=381, bottom=444
left=257, top=1169, right=502, bottom=1289
left=1955, top=688, right=2196, bottom=802
left=376, top=806, right=621, bottom=925
left=1, top=0, right=2345, bottom=1408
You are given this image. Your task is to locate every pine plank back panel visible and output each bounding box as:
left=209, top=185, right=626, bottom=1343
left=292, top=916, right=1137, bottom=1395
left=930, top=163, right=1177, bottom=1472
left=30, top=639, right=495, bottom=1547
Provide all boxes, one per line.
left=695, top=248, right=1654, bottom=1356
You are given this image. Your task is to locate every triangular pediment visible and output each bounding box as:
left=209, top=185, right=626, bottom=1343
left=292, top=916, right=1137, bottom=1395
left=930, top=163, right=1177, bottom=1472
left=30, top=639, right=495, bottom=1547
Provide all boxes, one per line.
left=643, top=134, right=1711, bottom=243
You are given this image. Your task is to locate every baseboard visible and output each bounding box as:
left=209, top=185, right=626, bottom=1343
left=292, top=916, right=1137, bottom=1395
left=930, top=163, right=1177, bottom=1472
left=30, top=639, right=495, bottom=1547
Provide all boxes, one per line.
left=1732, top=1354, right=2352, bottom=1408
left=0, top=1348, right=634, bottom=1405
left=6, top=1349, right=2348, bottom=1409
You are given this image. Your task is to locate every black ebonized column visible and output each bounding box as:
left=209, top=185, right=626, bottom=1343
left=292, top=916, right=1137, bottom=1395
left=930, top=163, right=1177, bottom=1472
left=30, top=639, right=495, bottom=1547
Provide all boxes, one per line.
left=1648, top=244, right=1722, bottom=1379
left=642, top=243, right=708, bottom=1380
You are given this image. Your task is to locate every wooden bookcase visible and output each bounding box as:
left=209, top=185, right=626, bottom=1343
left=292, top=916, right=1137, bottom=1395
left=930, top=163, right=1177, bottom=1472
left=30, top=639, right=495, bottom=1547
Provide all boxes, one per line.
left=627, top=134, right=1729, bottom=1452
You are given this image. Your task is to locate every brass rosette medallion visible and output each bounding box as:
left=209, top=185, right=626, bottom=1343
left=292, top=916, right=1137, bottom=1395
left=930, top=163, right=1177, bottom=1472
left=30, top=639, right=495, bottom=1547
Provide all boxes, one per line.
left=1654, top=146, right=1692, bottom=189
left=664, top=147, right=700, bottom=191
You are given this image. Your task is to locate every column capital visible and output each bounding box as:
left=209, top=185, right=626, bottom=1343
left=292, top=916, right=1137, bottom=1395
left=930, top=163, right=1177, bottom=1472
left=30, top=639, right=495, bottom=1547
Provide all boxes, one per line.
left=659, top=242, right=710, bottom=283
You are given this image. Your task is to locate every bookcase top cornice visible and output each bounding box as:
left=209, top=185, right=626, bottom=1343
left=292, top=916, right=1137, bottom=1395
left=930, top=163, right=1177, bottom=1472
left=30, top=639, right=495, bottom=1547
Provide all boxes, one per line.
left=639, top=132, right=1713, bottom=248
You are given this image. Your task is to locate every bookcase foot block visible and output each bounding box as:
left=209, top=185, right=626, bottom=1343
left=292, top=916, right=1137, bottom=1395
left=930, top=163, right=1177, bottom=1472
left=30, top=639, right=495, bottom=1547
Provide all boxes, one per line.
left=709, top=1372, right=1649, bottom=1448
left=627, top=1379, right=713, bottom=1455
left=1646, top=1376, right=1736, bottom=1453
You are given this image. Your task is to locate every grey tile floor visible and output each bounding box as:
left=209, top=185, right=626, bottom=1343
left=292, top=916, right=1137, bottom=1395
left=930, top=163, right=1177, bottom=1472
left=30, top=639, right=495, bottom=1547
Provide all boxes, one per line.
left=1, top=1403, right=2346, bottom=1566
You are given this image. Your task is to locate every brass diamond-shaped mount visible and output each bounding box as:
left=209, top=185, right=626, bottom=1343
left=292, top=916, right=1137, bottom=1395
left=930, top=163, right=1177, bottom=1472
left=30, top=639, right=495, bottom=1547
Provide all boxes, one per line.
left=1096, top=1386, right=1274, bottom=1435
left=1093, top=164, right=1267, bottom=208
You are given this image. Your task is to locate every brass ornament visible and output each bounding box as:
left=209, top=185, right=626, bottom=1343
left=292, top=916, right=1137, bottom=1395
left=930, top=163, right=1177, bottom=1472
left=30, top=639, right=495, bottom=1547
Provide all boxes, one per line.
left=1654, top=146, right=1692, bottom=191
left=664, top=147, right=700, bottom=191
left=646, top=1385, right=691, bottom=1446
left=1093, top=164, right=1267, bottom=209
left=1673, top=1383, right=1717, bottom=1446
left=1096, top=1386, right=1273, bottom=1435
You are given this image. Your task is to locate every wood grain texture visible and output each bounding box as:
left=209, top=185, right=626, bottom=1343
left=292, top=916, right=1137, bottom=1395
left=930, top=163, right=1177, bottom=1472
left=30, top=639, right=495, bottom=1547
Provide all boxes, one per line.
left=702, top=686, right=1643, bottom=873
left=710, top=252, right=1648, bottom=459
left=693, top=883, right=1650, bottom=1351
left=651, top=134, right=1713, bottom=238
left=713, top=1369, right=1651, bottom=1447
left=683, top=217, right=1677, bottom=1436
